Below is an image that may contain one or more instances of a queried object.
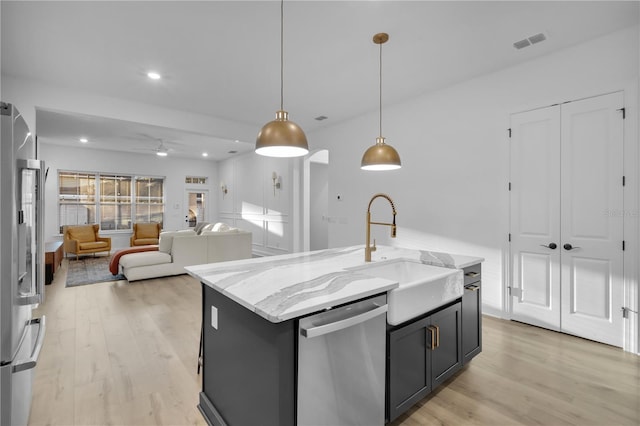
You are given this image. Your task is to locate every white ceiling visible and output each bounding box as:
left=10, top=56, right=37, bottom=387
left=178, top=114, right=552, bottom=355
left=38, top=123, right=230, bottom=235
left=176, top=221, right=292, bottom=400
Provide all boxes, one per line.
left=2, top=1, right=639, bottom=161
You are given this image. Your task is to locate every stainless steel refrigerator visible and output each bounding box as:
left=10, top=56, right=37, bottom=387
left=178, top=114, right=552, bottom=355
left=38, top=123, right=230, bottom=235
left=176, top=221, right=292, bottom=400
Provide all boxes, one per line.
left=0, top=102, right=46, bottom=425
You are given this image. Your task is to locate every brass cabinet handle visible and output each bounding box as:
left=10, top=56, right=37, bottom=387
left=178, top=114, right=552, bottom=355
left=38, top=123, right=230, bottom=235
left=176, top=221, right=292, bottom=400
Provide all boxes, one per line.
left=465, top=284, right=480, bottom=292
left=465, top=271, right=480, bottom=278
left=434, top=325, right=440, bottom=349
left=427, top=326, right=437, bottom=350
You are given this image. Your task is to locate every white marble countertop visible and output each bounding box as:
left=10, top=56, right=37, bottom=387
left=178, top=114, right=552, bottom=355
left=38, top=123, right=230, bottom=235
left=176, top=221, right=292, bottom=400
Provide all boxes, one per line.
left=185, top=245, right=484, bottom=323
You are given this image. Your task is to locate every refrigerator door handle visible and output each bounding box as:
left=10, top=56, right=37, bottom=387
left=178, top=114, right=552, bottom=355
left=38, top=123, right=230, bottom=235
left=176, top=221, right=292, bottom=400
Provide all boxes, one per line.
left=12, top=317, right=46, bottom=373
left=16, top=159, right=45, bottom=306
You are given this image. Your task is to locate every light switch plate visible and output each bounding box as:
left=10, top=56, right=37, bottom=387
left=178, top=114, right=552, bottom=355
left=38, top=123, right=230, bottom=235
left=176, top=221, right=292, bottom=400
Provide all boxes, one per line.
left=211, top=305, right=218, bottom=329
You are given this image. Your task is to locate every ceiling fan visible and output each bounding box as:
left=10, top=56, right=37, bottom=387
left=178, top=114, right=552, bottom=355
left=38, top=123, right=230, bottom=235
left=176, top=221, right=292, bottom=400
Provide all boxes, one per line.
left=153, top=140, right=170, bottom=157
left=130, top=134, right=180, bottom=157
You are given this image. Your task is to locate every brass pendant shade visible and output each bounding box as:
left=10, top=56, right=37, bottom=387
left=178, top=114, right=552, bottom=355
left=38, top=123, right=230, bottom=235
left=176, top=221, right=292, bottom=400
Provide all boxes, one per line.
left=255, top=0, right=309, bottom=158
left=361, top=137, right=401, bottom=171
left=256, top=110, right=309, bottom=157
left=361, top=32, right=401, bottom=171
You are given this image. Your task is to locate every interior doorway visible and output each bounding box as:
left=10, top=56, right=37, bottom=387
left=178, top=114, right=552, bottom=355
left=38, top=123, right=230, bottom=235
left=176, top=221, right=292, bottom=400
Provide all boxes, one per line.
left=303, top=150, right=329, bottom=251
left=184, top=189, right=208, bottom=230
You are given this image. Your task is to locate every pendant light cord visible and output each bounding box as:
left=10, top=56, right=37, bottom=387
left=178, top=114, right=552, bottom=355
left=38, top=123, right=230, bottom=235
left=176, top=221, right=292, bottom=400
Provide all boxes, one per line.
left=280, top=0, right=284, bottom=111
left=379, top=42, right=383, bottom=138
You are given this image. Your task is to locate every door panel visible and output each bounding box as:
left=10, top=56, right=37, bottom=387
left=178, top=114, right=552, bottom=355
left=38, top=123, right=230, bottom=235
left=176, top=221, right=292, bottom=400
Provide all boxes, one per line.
left=510, top=106, right=561, bottom=330
left=560, top=92, right=623, bottom=347
left=570, top=257, right=610, bottom=318
left=520, top=252, right=552, bottom=308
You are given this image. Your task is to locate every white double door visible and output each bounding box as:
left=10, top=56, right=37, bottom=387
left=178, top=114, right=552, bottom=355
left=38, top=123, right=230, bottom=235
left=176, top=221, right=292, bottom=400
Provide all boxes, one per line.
left=509, top=92, right=624, bottom=347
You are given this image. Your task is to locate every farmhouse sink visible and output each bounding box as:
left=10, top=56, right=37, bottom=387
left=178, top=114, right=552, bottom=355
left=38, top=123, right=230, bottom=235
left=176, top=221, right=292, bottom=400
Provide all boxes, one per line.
left=350, top=258, right=463, bottom=326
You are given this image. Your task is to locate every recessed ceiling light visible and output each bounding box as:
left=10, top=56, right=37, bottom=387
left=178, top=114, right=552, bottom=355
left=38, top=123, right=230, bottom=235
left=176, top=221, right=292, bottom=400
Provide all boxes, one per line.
left=147, top=71, right=162, bottom=80
left=156, top=151, right=168, bottom=157
left=79, top=138, right=88, bottom=143
left=202, top=152, right=209, bottom=157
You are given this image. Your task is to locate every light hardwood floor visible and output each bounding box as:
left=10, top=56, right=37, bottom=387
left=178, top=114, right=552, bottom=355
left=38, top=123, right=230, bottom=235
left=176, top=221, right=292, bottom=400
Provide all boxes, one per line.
left=30, top=259, right=640, bottom=425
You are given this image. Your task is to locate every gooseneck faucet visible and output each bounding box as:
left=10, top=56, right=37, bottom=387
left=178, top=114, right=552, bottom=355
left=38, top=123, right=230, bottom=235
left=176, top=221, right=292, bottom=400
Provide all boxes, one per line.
left=365, top=193, right=397, bottom=262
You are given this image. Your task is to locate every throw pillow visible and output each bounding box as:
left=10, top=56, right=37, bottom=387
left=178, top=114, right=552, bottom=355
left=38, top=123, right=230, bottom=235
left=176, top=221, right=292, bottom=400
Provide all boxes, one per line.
left=194, top=222, right=210, bottom=235
left=212, top=222, right=231, bottom=232
left=200, top=223, right=215, bottom=233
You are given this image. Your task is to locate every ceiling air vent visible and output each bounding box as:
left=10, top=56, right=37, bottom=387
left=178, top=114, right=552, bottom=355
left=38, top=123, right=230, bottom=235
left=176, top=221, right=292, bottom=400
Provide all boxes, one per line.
left=314, top=115, right=328, bottom=121
left=513, top=32, right=547, bottom=50
left=528, top=33, right=546, bottom=45
left=228, top=150, right=238, bottom=154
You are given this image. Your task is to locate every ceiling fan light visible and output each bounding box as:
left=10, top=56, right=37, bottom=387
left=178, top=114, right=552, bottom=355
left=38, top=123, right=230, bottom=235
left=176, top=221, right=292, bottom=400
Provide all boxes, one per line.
left=256, top=110, right=309, bottom=157
left=361, top=137, right=401, bottom=170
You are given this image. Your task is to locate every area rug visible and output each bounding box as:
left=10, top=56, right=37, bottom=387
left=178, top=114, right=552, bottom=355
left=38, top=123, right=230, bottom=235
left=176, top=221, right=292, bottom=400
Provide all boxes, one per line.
left=66, top=255, right=126, bottom=287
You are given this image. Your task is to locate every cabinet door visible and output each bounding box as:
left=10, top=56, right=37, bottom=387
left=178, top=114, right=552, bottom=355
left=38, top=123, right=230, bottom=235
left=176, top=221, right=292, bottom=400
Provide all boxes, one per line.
left=430, top=302, right=462, bottom=388
left=387, top=317, right=432, bottom=422
left=462, top=283, right=481, bottom=364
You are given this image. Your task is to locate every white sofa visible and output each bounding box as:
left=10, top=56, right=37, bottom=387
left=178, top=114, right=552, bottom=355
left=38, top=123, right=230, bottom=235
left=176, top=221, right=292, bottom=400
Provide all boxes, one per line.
left=118, top=228, right=252, bottom=281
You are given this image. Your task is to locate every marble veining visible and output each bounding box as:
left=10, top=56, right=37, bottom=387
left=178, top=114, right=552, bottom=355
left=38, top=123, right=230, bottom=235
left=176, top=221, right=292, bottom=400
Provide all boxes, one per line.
left=186, top=245, right=483, bottom=323
left=255, top=271, right=383, bottom=319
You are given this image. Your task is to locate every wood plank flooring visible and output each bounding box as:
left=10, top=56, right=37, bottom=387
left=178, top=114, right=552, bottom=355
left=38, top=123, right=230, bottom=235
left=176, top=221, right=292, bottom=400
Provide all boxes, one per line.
left=30, top=259, right=639, bottom=425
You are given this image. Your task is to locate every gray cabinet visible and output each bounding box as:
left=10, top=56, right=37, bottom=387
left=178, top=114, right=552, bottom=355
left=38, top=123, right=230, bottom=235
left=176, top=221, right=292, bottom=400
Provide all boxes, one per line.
left=462, top=263, right=482, bottom=364
left=200, top=284, right=296, bottom=426
left=387, top=301, right=462, bottom=422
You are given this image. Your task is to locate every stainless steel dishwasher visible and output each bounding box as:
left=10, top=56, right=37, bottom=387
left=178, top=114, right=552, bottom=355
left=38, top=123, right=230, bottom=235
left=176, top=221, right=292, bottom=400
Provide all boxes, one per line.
left=297, top=294, right=387, bottom=426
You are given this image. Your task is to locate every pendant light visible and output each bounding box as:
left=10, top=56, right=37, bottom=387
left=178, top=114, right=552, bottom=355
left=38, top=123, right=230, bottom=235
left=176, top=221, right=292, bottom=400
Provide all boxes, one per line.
left=361, top=33, right=401, bottom=171
left=255, top=0, right=309, bottom=158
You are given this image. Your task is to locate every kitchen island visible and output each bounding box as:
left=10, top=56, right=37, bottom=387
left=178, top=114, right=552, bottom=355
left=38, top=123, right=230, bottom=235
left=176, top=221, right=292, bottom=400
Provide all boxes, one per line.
left=186, top=245, right=483, bottom=426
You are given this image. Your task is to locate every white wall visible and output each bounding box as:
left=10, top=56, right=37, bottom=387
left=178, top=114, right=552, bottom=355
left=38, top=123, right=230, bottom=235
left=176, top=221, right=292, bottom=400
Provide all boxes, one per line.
left=40, top=144, right=217, bottom=250
left=307, top=26, right=640, bottom=318
left=310, top=162, right=329, bottom=251
left=217, top=151, right=296, bottom=256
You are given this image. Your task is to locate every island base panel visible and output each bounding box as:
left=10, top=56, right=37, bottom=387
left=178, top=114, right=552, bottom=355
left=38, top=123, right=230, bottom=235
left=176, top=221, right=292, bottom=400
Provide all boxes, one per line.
left=201, top=284, right=296, bottom=426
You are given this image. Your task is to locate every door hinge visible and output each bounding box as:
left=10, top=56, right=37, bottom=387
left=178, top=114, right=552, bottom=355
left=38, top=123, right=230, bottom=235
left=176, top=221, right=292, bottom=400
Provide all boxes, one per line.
left=622, top=240, right=625, bottom=251
left=508, top=182, right=511, bottom=191
left=508, top=128, right=512, bottom=138
left=623, top=176, right=626, bottom=187
left=508, top=233, right=511, bottom=242
left=617, top=107, right=626, bottom=119
left=621, top=307, right=638, bottom=318
left=508, top=286, right=522, bottom=298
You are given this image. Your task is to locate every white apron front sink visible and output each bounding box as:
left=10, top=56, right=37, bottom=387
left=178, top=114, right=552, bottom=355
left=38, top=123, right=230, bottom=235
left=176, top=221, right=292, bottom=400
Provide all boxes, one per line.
left=351, top=258, right=463, bottom=326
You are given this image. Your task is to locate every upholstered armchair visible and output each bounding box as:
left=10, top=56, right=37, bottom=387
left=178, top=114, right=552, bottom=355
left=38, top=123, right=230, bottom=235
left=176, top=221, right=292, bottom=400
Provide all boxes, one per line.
left=130, top=222, right=162, bottom=246
left=63, top=224, right=111, bottom=259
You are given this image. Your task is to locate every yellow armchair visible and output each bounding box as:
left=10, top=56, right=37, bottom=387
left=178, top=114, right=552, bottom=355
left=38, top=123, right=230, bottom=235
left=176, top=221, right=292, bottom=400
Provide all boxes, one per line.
left=63, top=224, right=111, bottom=259
left=130, top=222, right=161, bottom=246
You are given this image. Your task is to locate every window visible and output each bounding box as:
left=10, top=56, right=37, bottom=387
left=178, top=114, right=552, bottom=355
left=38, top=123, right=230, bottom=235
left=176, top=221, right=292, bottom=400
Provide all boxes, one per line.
left=99, top=174, right=132, bottom=231
left=58, top=172, right=96, bottom=233
left=58, top=171, right=164, bottom=233
left=185, top=176, right=207, bottom=184
left=135, top=177, right=164, bottom=224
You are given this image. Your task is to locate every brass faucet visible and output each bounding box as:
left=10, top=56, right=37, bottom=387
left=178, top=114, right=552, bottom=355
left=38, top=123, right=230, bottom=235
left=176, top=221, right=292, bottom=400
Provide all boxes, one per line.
left=365, top=193, right=397, bottom=262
